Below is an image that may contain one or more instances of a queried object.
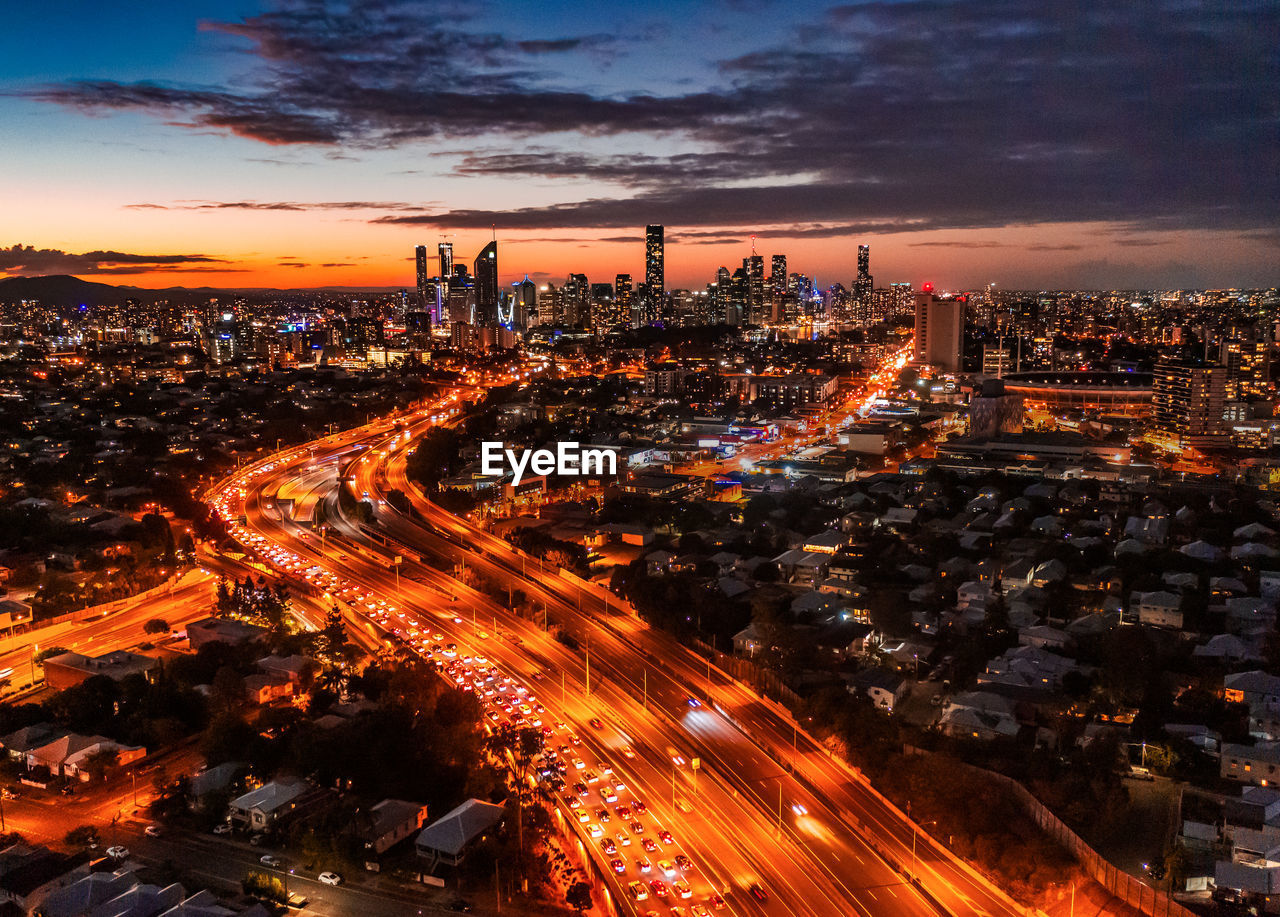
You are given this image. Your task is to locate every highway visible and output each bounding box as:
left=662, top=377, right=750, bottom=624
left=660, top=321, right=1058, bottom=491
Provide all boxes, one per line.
left=203, top=384, right=1019, bottom=917
left=0, top=567, right=218, bottom=697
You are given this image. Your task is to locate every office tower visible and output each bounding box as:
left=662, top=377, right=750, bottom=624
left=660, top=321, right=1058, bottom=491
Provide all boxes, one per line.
left=770, top=255, right=787, bottom=323
left=473, top=241, right=498, bottom=327
left=1153, top=360, right=1228, bottom=448
left=564, top=273, right=590, bottom=328
left=855, top=245, right=873, bottom=304
left=415, top=246, right=430, bottom=312
left=744, top=255, right=764, bottom=324
left=913, top=293, right=963, bottom=372
left=447, top=270, right=474, bottom=325
left=727, top=267, right=749, bottom=325
left=512, top=277, right=536, bottom=331
left=645, top=225, right=664, bottom=297
left=438, top=242, right=453, bottom=280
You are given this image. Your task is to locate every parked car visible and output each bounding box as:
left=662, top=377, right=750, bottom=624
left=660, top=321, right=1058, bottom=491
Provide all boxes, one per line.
left=144, top=825, right=162, bottom=838
left=212, top=823, right=233, bottom=835
left=259, top=855, right=283, bottom=868
left=106, top=846, right=128, bottom=860
left=318, top=872, right=342, bottom=886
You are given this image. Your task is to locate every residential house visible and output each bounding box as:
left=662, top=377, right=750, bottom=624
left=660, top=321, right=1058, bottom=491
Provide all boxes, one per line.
left=415, top=798, right=505, bottom=871
left=42, top=651, right=158, bottom=690
left=359, top=799, right=429, bottom=856
left=26, top=734, right=145, bottom=781
left=1132, top=590, right=1184, bottom=629
left=1222, top=743, right=1280, bottom=786
left=228, top=778, right=320, bottom=832
left=848, top=669, right=907, bottom=712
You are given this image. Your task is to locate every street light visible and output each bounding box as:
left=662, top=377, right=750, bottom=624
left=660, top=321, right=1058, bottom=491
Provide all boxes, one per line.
left=911, top=818, right=937, bottom=877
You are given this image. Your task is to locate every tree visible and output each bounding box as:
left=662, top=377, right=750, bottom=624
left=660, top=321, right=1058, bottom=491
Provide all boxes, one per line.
left=81, top=746, right=120, bottom=782
left=566, top=880, right=593, bottom=914
left=65, top=824, right=99, bottom=847
left=143, top=618, right=170, bottom=635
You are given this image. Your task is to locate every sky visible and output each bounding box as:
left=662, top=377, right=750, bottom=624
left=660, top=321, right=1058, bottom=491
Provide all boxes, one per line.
left=1, top=0, right=1278, bottom=292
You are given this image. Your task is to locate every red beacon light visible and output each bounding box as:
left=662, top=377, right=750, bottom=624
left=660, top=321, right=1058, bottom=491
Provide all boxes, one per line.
left=922, top=282, right=934, bottom=293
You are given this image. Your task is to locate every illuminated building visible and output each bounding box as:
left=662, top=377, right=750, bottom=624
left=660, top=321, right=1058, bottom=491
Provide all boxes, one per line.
left=854, top=244, right=872, bottom=305
left=415, top=245, right=430, bottom=313
left=1002, top=371, right=1153, bottom=417
left=473, top=241, right=498, bottom=327
left=438, top=242, right=453, bottom=279
left=645, top=224, right=664, bottom=321
left=913, top=292, right=963, bottom=372
left=1153, top=360, right=1229, bottom=448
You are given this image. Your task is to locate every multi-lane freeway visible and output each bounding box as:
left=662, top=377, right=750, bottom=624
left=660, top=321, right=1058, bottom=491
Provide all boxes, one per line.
left=205, top=388, right=1023, bottom=917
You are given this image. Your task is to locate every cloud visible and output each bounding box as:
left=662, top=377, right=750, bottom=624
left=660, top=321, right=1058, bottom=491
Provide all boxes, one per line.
left=21, top=0, right=1280, bottom=241
left=0, top=243, right=231, bottom=276
left=320, top=262, right=354, bottom=267
left=127, top=200, right=424, bottom=212
left=908, top=241, right=1006, bottom=249
left=277, top=261, right=309, bottom=267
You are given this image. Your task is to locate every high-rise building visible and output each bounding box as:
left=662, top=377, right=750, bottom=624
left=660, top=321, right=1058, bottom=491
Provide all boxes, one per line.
left=415, top=245, right=430, bottom=313
left=1221, top=335, right=1270, bottom=400
left=645, top=225, right=664, bottom=297
left=564, top=273, right=590, bottom=328
left=854, top=245, right=873, bottom=305
left=615, top=273, right=635, bottom=328
left=1153, top=360, right=1228, bottom=448
left=438, top=242, right=453, bottom=280
left=473, top=241, right=498, bottom=327
left=511, top=277, right=536, bottom=332
left=770, top=255, right=787, bottom=323
left=744, top=255, right=764, bottom=324
left=913, top=293, right=963, bottom=373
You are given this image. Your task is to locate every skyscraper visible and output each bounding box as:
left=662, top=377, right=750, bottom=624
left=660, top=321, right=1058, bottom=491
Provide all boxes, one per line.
left=744, top=255, right=765, bottom=324
left=854, top=244, right=873, bottom=304
left=473, top=241, right=498, bottom=326
left=438, top=242, right=453, bottom=280
left=645, top=224, right=664, bottom=299
left=913, top=292, right=963, bottom=373
left=415, top=245, right=430, bottom=312
left=512, top=277, right=536, bottom=331
left=615, top=273, right=635, bottom=328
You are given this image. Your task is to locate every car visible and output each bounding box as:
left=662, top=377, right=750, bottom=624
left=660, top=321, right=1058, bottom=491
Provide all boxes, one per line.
left=749, top=883, right=768, bottom=902
left=589, top=823, right=604, bottom=838
left=708, top=893, right=726, bottom=910
left=628, top=881, right=649, bottom=901
left=642, top=837, right=659, bottom=853
left=658, top=830, right=674, bottom=845
left=600, top=838, right=617, bottom=855
left=596, top=807, right=611, bottom=822
left=675, top=854, right=693, bottom=872
left=610, top=858, right=626, bottom=875
left=687, top=697, right=701, bottom=708
left=615, top=805, right=632, bottom=820
left=589, top=717, right=604, bottom=730
left=622, top=745, right=636, bottom=758
left=144, top=825, right=163, bottom=838
left=106, top=846, right=128, bottom=860
left=318, top=872, right=342, bottom=886
left=659, top=860, right=677, bottom=877
left=212, top=823, right=232, bottom=835
left=0, top=788, right=19, bottom=800
left=573, top=782, right=590, bottom=796
left=692, top=906, right=712, bottom=917
left=601, top=787, right=618, bottom=803
left=631, top=821, right=646, bottom=835
left=259, top=855, right=283, bottom=868
left=448, top=900, right=472, bottom=913
left=649, top=880, right=669, bottom=899
left=616, top=831, right=632, bottom=847
left=633, top=801, right=648, bottom=815
left=636, top=856, right=652, bottom=873
left=675, top=880, right=692, bottom=899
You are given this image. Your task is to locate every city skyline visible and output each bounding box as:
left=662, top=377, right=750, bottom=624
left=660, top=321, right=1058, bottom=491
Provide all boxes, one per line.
left=2, top=1, right=1278, bottom=291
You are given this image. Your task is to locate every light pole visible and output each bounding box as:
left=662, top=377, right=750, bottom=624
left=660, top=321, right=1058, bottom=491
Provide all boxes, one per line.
left=911, top=818, right=937, bottom=878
